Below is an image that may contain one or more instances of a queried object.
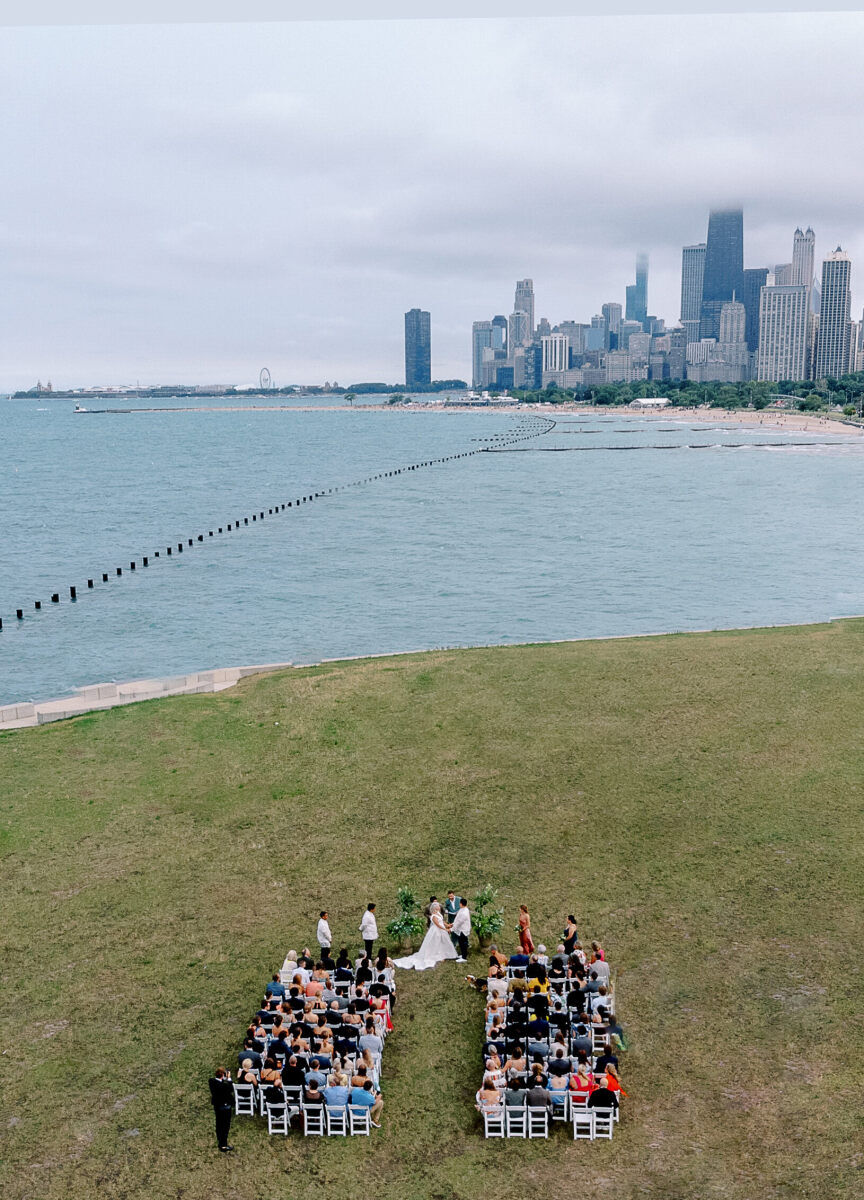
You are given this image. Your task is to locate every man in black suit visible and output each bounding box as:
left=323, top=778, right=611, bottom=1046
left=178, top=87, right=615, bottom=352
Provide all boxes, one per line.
left=208, top=1068, right=235, bottom=1152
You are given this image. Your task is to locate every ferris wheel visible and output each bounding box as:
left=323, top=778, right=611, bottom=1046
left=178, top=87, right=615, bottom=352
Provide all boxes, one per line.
left=259, top=367, right=272, bottom=390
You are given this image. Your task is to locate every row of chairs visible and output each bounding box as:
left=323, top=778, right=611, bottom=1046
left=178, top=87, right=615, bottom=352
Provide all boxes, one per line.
left=482, top=1103, right=615, bottom=1141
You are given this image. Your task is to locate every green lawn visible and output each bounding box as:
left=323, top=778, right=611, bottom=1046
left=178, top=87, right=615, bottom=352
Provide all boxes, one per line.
left=1, top=622, right=863, bottom=1199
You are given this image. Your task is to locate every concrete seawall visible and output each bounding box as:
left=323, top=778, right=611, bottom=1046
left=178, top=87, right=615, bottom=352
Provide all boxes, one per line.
left=0, top=663, right=294, bottom=731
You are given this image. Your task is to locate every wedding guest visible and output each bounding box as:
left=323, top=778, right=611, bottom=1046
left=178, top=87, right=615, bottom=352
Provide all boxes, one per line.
left=281, top=1055, right=306, bottom=1088
left=266, top=973, right=286, bottom=999
left=525, top=1078, right=551, bottom=1110
left=518, top=904, right=535, bottom=955
left=503, top=1077, right=527, bottom=1107
left=488, top=945, right=508, bottom=968
left=303, top=1078, right=323, bottom=1107
left=305, top=1058, right=327, bottom=1088
left=350, top=1078, right=383, bottom=1127
left=548, top=1047, right=571, bottom=1077
left=260, top=1056, right=282, bottom=1086
left=207, top=1067, right=235, bottom=1152
left=237, top=1038, right=262, bottom=1071
left=476, top=1075, right=502, bottom=1111
left=548, top=1072, right=569, bottom=1111
left=587, top=1074, right=619, bottom=1111
left=237, top=1057, right=258, bottom=1087
left=323, top=1073, right=350, bottom=1108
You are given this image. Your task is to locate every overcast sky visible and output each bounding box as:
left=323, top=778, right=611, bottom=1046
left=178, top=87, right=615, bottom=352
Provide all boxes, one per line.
left=2, top=14, right=863, bottom=389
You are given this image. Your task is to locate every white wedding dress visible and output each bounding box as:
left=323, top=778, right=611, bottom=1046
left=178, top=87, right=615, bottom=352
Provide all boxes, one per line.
left=393, top=906, right=458, bottom=971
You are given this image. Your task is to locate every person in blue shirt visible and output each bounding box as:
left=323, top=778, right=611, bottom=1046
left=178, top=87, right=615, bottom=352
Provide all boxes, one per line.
left=349, top=1079, right=383, bottom=1127
left=304, top=1058, right=327, bottom=1089
left=265, top=974, right=286, bottom=999
left=322, top=1074, right=350, bottom=1107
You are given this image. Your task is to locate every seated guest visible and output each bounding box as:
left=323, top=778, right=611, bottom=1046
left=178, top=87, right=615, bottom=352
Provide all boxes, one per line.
left=262, top=1080, right=287, bottom=1111
left=237, top=1038, right=263, bottom=1071
left=299, top=948, right=315, bottom=970
left=591, top=940, right=605, bottom=961
left=485, top=1048, right=503, bottom=1075
left=571, top=1023, right=592, bottom=1056
left=503, top=1048, right=527, bottom=1079
left=508, top=971, right=529, bottom=995
left=320, top=980, right=338, bottom=1007
left=526, top=955, right=547, bottom=983
left=525, top=1078, right=551, bottom=1110
left=526, top=989, right=549, bottom=1017
left=549, top=956, right=568, bottom=980
left=350, top=1064, right=369, bottom=1088
left=548, top=1047, right=572, bottom=1077
left=486, top=966, right=508, bottom=998
left=526, top=1014, right=549, bottom=1042
left=236, top=1058, right=258, bottom=1087
left=503, top=1077, right=527, bottom=1107
left=325, top=1000, right=344, bottom=1027
left=370, top=975, right=394, bottom=1006
left=320, top=947, right=336, bottom=971
left=281, top=1055, right=306, bottom=1088
left=269, top=1030, right=290, bottom=1062
left=570, top=1063, right=595, bottom=1097
left=303, top=1078, right=323, bottom=1107
left=350, top=1078, right=383, bottom=1127
left=305, top=1058, right=328, bottom=1088
left=266, top=974, right=286, bottom=999
left=549, top=1001, right=569, bottom=1034
left=588, top=984, right=610, bottom=1014
left=260, top=1056, right=282, bottom=1086
left=604, top=1064, right=628, bottom=1097
left=359, top=1047, right=379, bottom=1077
left=582, top=970, right=601, bottom=997
left=322, top=1073, right=350, bottom=1108
left=535, top=944, right=550, bottom=967
left=548, top=1072, right=569, bottom=1108
left=356, top=957, right=375, bottom=985
left=508, top=949, right=530, bottom=969
left=571, top=942, right=588, bottom=969
left=335, top=947, right=353, bottom=970
left=594, top=1044, right=619, bottom=1075
left=246, top=1020, right=266, bottom=1052
left=285, top=985, right=305, bottom=1014
left=528, top=1063, right=549, bottom=1088
left=353, top=986, right=371, bottom=1013
left=374, top=947, right=395, bottom=973
left=359, top=1019, right=383, bottom=1059
left=587, top=1074, right=618, bottom=1111
left=488, top=945, right=508, bottom=969
left=475, top=1075, right=502, bottom=1112
left=305, top=974, right=325, bottom=999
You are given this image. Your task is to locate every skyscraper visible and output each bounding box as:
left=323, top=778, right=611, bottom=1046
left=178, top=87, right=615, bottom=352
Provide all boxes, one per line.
left=700, top=209, right=744, bottom=340
left=514, top=279, right=535, bottom=339
left=491, top=315, right=508, bottom=353
left=625, top=253, right=648, bottom=328
left=742, top=267, right=769, bottom=354
left=404, top=308, right=431, bottom=387
left=815, top=248, right=852, bottom=378
left=471, top=320, right=493, bottom=388
left=601, top=301, right=622, bottom=349
left=756, top=285, right=810, bottom=382
left=680, top=243, right=706, bottom=343
left=791, top=227, right=815, bottom=288
left=719, top=299, right=748, bottom=378
left=508, top=311, right=528, bottom=354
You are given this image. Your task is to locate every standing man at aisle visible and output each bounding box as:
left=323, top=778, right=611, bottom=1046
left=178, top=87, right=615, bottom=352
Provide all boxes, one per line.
left=359, top=902, right=378, bottom=958
left=451, top=897, right=471, bottom=963
left=208, top=1068, right=235, bottom=1153
left=317, top=910, right=332, bottom=959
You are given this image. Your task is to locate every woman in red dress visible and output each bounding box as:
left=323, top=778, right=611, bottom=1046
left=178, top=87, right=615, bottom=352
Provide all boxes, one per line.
left=518, top=904, right=535, bottom=955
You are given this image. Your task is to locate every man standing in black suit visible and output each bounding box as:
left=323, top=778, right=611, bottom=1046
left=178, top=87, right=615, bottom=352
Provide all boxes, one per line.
left=208, top=1068, right=235, bottom=1152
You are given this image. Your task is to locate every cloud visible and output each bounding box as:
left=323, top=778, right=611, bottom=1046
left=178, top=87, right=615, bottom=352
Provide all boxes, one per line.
left=1, top=14, right=863, bottom=387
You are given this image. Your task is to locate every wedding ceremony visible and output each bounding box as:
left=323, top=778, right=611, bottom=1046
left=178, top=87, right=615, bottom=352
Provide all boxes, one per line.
left=208, top=894, right=625, bottom=1146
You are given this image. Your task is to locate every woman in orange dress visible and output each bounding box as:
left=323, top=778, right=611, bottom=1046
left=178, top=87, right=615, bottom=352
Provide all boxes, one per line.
left=605, top=1064, right=628, bottom=1098
left=518, top=905, right=535, bottom=955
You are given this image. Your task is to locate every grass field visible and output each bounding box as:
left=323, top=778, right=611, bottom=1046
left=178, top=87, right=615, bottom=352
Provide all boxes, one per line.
left=1, top=621, right=863, bottom=1199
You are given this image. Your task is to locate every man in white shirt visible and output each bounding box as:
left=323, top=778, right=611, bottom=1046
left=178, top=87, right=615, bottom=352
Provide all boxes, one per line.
left=359, top=903, right=378, bottom=957
left=450, top=898, right=472, bottom=962
left=317, top=911, right=332, bottom=957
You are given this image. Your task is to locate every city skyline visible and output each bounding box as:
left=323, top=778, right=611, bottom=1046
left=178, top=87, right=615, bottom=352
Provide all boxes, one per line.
left=2, top=15, right=864, bottom=388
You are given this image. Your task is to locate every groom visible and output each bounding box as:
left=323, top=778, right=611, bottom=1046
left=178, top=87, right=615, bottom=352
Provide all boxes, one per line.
left=444, top=890, right=462, bottom=947
left=450, top=897, right=471, bottom=963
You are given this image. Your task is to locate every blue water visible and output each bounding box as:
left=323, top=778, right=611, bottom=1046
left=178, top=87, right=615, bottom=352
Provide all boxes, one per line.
left=2, top=395, right=864, bottom=706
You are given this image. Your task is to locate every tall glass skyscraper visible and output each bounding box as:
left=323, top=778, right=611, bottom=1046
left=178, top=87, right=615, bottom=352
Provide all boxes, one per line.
left=625, top=253, right=648, bottom=329
left=471, top=320, right=493, bottom=388
left=700, top=209, right=744, bottom=340
left=404, top=308, right=431, bottom=386
left=815, top=249, right=852, bottom=379
left=514, top=279, right=535, bottom=339
left=680, top=243, right=706, bottom=343
left=791, top=227, right=815, bottom=288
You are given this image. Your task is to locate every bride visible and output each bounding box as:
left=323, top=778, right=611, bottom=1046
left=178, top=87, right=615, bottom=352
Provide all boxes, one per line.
left=393, top=901, right=458, bottom=971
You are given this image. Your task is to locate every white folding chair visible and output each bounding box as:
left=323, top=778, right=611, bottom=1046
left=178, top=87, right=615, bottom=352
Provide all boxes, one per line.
left=303, top=1104, right=325, bottom=1135
left=266, top=1102, right=290, bottom=1135
left=549, top=1090, right=569, bottom=1122
left=592, top=1106, right=615, bottom=1139
left=570, top=1091, right=588, bottom=1109
left=325, top=1106, right=348, bottom=1136
left=526, top=1106, right=549, bottom=1139
left=572, top=1108, right=595, bottom=1140
left=232, top=1083, right=256, bottom=1116
left=482, top=1105, right=505, bottom=1138
left=504, top=1105, right=527, bottom=1138
left=348, top=1105, right=371, bottom=1135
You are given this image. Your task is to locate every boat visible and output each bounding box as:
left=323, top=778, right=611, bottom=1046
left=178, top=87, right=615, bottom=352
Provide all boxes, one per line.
left=74, top=403, right=88, bottom=413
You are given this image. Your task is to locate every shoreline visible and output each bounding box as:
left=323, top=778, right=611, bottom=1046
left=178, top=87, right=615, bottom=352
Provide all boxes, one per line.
left=3, top=615, right=862, bottom=732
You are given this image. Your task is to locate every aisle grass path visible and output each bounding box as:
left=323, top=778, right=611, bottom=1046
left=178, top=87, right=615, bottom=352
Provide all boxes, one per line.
left=1, top=622, right=863, bottom=1198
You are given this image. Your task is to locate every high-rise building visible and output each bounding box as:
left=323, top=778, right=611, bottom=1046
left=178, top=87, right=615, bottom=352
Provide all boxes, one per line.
left=491, top=315, right=508, bottom=353
left=791, top=227, right=815, bottom=289
left=815, top=248, right=852, bottom=378
left=508, top=311, right=529, bottom=354
left=756, top=285, right=810, bottom=382
left=471, top=321, right=493, bottom=388
left=404, top=308, right=431, bottom=387
left=774, top=264, right=793, bottom=286
left=541, top=333, right=569, bottom=374
left=742, top=267, right=769, bottom=354
left=719, top=299, right=749, bottom=378
left=514, top=279, right=535, bottom=338
left=625, top=253, right=649, bottom=328
left=680, top=243, right=706, bottom=344
left=700, top=209, right=744, bottom=340
left=601, top=301, right=622, bottom=349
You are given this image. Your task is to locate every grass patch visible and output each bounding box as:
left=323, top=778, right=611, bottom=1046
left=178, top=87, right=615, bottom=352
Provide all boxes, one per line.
left=1, top=622, right=863, bottom=1198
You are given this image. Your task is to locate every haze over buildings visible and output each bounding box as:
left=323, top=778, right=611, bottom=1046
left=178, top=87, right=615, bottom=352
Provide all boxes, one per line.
left=2, top=15, right=864, bottom=389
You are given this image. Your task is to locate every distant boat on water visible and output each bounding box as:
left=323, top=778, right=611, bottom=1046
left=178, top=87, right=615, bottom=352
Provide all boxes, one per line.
left=74, top=403, right=88, bottom=413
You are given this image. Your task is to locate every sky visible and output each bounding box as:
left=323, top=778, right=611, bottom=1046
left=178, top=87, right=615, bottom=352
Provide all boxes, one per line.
left=1, top=13, right=864, bottom=390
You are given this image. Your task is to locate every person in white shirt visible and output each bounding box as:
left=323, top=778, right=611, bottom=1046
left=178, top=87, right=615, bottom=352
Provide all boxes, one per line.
left=317, top=911, right=332, bottom=956
left=359, top=903, right=378, bottom=957
left=450, top=898, right=472, bottom=962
